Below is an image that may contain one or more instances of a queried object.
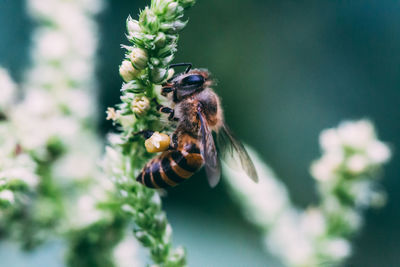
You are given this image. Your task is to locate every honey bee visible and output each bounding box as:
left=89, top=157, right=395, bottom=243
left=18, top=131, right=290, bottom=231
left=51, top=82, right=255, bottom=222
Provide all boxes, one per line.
left=136, top=63, right=258, bottom=188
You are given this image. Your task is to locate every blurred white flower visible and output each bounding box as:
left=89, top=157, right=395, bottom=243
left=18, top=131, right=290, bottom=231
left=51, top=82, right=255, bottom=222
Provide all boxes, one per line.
left=72, top=195, right=102, bottom=228
left=0, top=167, right=39, bottom=188
left=225, top=120, right=390, bottom=267
left=337, top=120, right=375, bottom=149
left=80, top=0, right=105, bottom=14
left=113, top=234, right=142, bottom=267
left=0, top=68, right=17, bottom=110
left=223, top=146, right=290, bottom=227
left=311, top=152, right=343, bottom=182
left=63, top=58, right=93, bottom=85
left=0, top=190, right=15, bottom=203
left=347, top=154, right=369, bottom=174
left=301, top=208, right=326, bottom=238
left=34, top=29, right=70, bottom=61
left=366, top=140, right=391, bottom=164
left=320, top=128, right=341, bottom=153
left=19, top=0, right=108, bottom=232
left=323, top=238, right=351, bottom=260
left=266, top=210, right=314, bottom=266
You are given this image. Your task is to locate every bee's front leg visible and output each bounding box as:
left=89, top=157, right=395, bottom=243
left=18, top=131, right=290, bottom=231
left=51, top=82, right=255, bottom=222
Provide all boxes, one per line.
left=161, top=82, right=174, bottom=97
left=159, top=106, right=177, bottom=121
left=161, top=87, right=174, bottom=97
left=153, top=99, right=178, bottom=121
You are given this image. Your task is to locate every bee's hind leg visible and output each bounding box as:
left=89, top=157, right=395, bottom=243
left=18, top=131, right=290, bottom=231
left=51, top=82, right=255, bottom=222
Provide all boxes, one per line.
left=169, top=133, right=179, bottom=150
left=134, top=130, right=155, bottom=139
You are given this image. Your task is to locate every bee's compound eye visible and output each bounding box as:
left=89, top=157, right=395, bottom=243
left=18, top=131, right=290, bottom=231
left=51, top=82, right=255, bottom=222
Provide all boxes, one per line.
left=181, top=74, right=205, bottom=87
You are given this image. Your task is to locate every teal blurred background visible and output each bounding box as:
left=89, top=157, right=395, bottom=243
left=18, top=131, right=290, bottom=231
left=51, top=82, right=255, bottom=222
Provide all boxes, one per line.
left=1, top=0, right=400, bottom=266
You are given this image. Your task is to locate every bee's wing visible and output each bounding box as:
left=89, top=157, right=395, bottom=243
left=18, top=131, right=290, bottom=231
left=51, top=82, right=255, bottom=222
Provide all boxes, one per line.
left=216, top=124, right=258, bottom=182
left=197, top=109, right=221, bottom=187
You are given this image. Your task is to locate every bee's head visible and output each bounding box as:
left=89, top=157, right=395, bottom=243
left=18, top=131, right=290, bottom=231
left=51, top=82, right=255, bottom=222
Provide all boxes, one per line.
left=164, top=63, right=212, bottom=101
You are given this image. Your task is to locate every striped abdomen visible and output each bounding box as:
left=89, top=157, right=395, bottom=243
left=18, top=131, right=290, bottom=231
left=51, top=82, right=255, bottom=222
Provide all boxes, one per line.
left=136, top=143, right=204, bottom=188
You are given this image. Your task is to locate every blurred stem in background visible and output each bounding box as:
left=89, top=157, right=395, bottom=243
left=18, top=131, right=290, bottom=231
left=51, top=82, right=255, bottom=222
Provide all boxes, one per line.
left=224, top=120, right=391, bottom=267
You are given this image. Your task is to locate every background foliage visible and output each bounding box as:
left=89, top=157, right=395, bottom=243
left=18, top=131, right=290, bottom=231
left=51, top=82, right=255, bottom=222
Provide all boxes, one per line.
left=0, top=0, right=399, bottom=266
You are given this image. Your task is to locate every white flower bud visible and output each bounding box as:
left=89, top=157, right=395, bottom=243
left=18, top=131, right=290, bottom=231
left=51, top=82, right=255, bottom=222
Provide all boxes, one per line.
left=131, top=96, right=150, bottom=115
left=165, top=2, right=179, bottom=18
left=140, top=7, right=159, bottom=32
left=153, top=0, right=174, bottom=14
left=154, top=32, right=166, bottom=48
left=129, top=48, right=148, bottom=70
left=119, top=60, right=139, bottom=82
left=127, top=17, right=141, bottom=34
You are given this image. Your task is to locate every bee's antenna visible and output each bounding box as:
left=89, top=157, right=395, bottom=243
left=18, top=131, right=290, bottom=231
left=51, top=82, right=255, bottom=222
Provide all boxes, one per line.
left=168, top=63, right=192, bottom=73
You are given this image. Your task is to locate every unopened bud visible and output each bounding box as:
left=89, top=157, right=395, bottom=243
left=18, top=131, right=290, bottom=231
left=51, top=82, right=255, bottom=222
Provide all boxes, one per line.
left=154, top=32, right=166, bottom=48
left=160, top=20, right=187, bottom=33
left=140, top=7, right=159, bottom=33
left=165, top=2, right=180, bottom=19
left=127, top=16, right=141, bottom=34
left=150, top=67, right=168, bottom=84
left=130, top=48, right=148, bottom=70
left=119, top=60, right=139, bottom=82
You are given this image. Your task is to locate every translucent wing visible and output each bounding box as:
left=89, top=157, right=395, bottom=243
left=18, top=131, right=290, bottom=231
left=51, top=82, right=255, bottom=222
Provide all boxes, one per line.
left=197, top=109, right=221, bottom=187
left=216, top=124, right=258, bottom=182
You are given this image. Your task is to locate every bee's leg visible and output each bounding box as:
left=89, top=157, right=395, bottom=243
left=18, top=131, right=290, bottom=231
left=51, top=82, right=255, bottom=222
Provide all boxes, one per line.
left=134, top=130, right=154, bottom=139
left=169, top=133, right=179, bottom=149
left=169, top=62, right=192, bottom=73
left=159, top=106, right=177, bottom=121
left=153, top=99, right=178, bottom=121
left=161, top=81, right=174, bottom=96
left=161, top=86, right=174, bottom=96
